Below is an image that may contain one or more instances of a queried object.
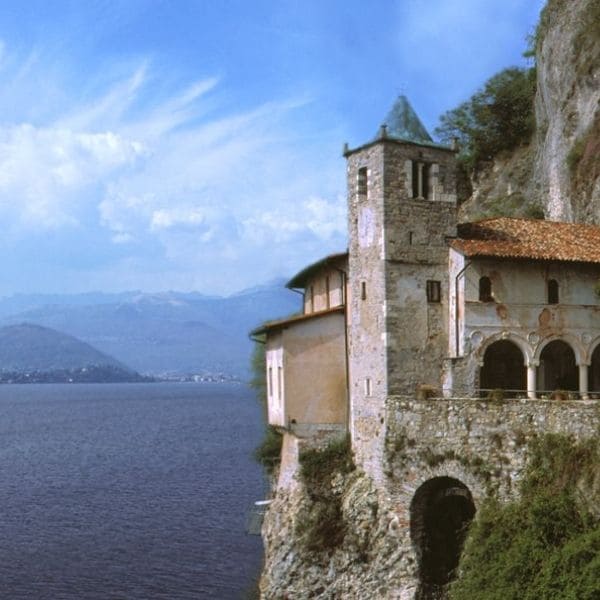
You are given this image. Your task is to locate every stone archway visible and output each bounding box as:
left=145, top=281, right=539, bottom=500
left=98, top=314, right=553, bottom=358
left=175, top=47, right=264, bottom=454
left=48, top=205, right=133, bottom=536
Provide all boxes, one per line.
left=410, top=477, right=476, bottom=600
left=591, top=344, right=600, bottom=394
left=480, top=340, right=526, bottom=393
left=537, top=340, right=578, bottom=392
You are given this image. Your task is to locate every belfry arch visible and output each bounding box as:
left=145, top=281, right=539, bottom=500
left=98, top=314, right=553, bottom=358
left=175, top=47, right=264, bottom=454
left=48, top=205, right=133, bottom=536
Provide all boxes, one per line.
left=410, top=477, right=476, bottom=600
left=480, top=340, right=526, bottom=393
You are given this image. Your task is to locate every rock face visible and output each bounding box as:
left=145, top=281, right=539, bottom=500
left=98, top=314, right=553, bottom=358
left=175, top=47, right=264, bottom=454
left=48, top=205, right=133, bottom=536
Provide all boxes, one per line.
left=466, top=0, right=599, bottom=224
left=532, top=0, right=600, bottom=223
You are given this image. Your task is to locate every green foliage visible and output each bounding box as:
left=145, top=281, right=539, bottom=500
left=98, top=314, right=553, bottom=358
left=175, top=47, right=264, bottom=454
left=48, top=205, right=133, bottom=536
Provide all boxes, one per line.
left=449, top=435, right=600, bottom=600
left=249, top=341, right=266, bottom=406
left=299, top=434, right=355, bottom=485
left=296, top=435, right=355, bottom=554
left=435, top=67, right=536, bottom=171
left=253, top=425, right=283, bottom=474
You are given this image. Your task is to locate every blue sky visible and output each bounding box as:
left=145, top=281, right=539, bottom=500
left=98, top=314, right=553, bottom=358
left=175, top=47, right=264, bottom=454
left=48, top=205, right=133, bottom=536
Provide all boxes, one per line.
left=0, top=0, right=544, bottom=296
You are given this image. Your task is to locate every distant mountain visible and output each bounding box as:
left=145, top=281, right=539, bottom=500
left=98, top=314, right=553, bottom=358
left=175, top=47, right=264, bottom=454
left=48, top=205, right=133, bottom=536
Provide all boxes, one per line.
left=0, top=282, right=301, bottom=378
left=0, top=323, right=146, bottom=382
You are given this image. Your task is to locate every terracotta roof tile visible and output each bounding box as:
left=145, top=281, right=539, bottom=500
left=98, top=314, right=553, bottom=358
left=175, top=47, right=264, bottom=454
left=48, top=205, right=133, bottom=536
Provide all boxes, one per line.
left=452, top=218, right=600, bottom=264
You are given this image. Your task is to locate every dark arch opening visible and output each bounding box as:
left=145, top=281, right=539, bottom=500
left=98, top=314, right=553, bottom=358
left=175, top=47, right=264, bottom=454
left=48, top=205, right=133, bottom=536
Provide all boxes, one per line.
left=590, top=345, right=600, bottom=394
left=410, top=477, right=476, bottom=599
left=480, top=340, right=526, bottom=393
left=537, top=340, right=578, bottom=392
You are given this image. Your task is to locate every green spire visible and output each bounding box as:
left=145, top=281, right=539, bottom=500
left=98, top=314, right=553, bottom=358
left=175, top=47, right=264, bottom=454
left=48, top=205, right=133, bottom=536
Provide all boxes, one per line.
left=377, top=95, right=432, bottom=144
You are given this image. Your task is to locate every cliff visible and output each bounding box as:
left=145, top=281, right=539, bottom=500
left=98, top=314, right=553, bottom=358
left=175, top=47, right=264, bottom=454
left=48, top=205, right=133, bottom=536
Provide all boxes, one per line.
left=533, top=0, right=600, bottom=222
left=463, top=0, right=599, bottom=223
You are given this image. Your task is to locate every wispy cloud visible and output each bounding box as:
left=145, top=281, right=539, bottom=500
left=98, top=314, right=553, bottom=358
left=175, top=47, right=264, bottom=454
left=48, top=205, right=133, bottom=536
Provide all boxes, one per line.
left=0, top=42, right=345, bottom=293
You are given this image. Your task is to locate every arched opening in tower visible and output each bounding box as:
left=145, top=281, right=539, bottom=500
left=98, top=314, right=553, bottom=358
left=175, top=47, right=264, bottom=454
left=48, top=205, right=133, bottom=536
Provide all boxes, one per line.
left=537, top=340, right=578, bottom=393
left=480, top=339, right=525, bottom=393
left=590, top=345, right=600, bottom=394
left=410, top=477, right=476, bottom=600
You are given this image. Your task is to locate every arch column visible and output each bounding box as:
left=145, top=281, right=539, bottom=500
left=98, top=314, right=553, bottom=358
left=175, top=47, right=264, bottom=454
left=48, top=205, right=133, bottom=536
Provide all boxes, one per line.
left=527, top=360, right=538, bottom=399
left=579, top=363, right=589, bottom=400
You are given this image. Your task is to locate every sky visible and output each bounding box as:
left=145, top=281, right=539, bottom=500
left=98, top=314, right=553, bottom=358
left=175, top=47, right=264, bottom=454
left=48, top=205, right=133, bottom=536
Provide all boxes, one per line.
left=0, top=0, right=545, bottom=296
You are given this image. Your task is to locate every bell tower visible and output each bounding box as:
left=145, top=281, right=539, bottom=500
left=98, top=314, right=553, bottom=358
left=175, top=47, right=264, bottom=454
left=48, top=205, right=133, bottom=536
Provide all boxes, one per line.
left=344, top=96, right=458, bottom=474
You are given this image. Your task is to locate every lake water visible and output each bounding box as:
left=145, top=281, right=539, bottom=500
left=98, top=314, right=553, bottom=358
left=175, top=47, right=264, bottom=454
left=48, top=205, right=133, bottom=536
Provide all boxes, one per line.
left=0, top=382, right=266, bottom=599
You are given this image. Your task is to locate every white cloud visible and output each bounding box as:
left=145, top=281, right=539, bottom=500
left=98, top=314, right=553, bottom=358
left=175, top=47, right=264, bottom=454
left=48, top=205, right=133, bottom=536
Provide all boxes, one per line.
left=0, top=42, right=346, bottom=294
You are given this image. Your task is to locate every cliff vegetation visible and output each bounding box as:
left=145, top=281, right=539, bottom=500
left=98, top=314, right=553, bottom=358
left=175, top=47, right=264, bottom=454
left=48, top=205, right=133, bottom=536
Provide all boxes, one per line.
left=450, top=434, right=600, bottom=600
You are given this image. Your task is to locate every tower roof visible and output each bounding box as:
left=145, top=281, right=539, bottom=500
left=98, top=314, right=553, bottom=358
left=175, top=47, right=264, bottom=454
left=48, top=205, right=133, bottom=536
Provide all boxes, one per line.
left=377, top=95, right=433, bottom=144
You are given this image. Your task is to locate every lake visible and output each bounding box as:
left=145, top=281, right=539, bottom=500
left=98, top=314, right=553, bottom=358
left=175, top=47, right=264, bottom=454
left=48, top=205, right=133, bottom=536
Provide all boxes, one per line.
left=0, top=382, right=266, bottom=599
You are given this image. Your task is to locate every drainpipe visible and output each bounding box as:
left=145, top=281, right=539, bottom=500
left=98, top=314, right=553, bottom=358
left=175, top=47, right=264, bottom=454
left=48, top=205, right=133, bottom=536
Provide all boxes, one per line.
left=454, top=261, right=472, bottom=358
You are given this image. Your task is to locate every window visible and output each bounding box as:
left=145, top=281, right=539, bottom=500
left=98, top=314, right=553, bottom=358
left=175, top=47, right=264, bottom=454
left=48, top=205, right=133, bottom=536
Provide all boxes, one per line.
left=364, top=377, right=372, bottom=397
left=411, top=161, right=430, bottom=199
left=357, top=167, right=368, bottom=197
left=426, top=280, right=441, bottom=303
left=361, top=281, right=367, bottom=300
left=548, top=279, right=559, bottom=304
left=268, top=367, right=273, bottom=398
left=325, top=275, right=330, bottom=309
left=479, top=276, right=493, bottom=302
left=409, top=231, right=414, bottom=245
left=277, top=366, right=283, bottom=401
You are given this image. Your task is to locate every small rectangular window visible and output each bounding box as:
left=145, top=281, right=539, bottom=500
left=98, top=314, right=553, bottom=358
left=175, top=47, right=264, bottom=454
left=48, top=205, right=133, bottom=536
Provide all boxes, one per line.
left=548, top=279, right=559, bottom=304
left=426, top=280, right=441, bottom=303
left=361, top=281, right=367, bottom=300
left=364, top=377, right=372, bottom=397
left=277, top=367, right=283, bottom=401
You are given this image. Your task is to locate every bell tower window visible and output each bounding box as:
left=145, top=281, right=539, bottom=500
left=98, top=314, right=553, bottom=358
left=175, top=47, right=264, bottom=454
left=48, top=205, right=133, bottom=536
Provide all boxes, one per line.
left=357, top=167, right=368, bottom=198
left=411, top=161, right=430, bottom=199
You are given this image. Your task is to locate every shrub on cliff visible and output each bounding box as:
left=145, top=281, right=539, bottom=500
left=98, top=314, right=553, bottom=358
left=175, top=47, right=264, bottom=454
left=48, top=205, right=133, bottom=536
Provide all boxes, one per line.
left=435, top=67, right=536, bottom=172
left=449, top=434, right=600, bottom=600
left=297, top=435, right=355, bottom=554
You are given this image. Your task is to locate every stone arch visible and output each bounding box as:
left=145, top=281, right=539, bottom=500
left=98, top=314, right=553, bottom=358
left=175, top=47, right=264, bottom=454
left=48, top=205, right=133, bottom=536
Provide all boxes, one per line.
left=537, top=339, right=578, bottom=392
left=533, top=334, right=585, bottom=367
left=410, top=476, right=476, bottom=599
left=476, top=331, right=533, bottom=366
left=480, top=339, right=526, bottom=393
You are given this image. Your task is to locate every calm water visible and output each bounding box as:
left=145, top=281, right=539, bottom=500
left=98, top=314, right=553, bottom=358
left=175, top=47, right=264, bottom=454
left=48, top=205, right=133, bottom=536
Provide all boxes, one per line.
left=0, top=383, right=266, bottom=599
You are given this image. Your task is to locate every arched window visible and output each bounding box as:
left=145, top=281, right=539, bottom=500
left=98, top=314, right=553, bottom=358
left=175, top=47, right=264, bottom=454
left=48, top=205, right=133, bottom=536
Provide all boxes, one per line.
left=357, top=167, right=367, bottom=197
left=479, top=276, right=492, bottom=302
left=548, top=279, right=559, bottom=304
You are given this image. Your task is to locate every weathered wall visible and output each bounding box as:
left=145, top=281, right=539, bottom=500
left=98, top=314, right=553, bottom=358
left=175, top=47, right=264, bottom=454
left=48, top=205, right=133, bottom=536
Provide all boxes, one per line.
left=447, top=257, right=600, bottom=395
left=266, top=312, right=347, bottom=428
left=303, top=266, right=346, bottom=314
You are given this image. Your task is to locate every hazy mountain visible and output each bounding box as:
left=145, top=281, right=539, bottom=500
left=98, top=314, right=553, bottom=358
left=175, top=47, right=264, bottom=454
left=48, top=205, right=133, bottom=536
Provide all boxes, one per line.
left=0, top=281, right=301, bottom=378
left=0, top=323, right=129, bottom=372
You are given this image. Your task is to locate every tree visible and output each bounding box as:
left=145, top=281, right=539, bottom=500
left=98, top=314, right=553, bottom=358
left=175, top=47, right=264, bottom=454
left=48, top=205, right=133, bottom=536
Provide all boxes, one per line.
left=435, top=67, right=536, bottom=171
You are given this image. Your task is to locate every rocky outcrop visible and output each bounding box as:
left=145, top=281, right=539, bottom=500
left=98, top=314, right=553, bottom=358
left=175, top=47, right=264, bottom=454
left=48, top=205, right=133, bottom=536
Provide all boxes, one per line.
left=532, top=0, right=600, bottom=223
left=466, top=0, right=599, bottom=224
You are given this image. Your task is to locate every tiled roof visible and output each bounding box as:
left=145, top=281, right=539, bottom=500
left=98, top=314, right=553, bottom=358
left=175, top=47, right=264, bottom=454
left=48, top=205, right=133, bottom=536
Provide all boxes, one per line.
left=452, top=218, right=600, bottom=264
